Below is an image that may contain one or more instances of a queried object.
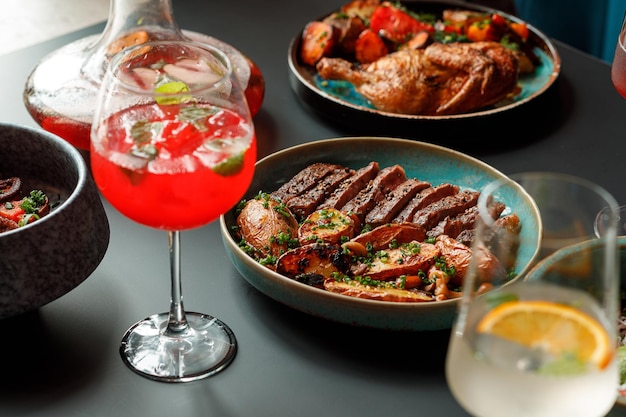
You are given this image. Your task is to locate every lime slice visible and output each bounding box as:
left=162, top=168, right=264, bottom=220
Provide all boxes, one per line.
left=212, top=153, right=244, bottom=176
left=617, top=345, right=626, bottom=383
left=538, top=352, right=587, bottom=376
left=155, top=81, right=190, bottom=105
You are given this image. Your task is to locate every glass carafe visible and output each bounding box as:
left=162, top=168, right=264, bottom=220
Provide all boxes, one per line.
left=23, top=0, right=264, bottom=151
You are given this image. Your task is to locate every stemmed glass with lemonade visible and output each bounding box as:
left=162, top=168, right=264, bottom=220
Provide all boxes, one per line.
left=90, top=40, right=256, bottom=382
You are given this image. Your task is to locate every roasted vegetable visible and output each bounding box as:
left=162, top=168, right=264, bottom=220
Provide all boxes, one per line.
left=300, top=21, right=338, bottom=66
left=276, top=242, right=351, bottom=282
left=349, top=241, right=440, bottom=281
left=323, top=13, right=368, bottom=56
left=354, top=28, right=389, bottom=63
left=236, top=193, right=299, bottom=265
left=324, top=279, right=434, bottom=302
left=0, top=189, right=50, bottom=229
left=369, top=2, right=434, bottom=44
left=298, top=208, right=359, bottom=245
left=339, top=0, right=380, bottom=20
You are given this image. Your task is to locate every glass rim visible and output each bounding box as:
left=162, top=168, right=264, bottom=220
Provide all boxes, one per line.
left=478, top=171, right=619, bottom=233
left=105, top=39, right=234, bottom=97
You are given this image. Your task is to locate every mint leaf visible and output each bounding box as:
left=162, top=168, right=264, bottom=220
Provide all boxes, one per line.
left=178, top=106, right=218, bottom=132
left=129, top=120, right=160, bottom=161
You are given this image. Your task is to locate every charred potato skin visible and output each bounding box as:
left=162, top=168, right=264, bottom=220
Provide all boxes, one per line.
left=276, top=243, right=351, bottom=283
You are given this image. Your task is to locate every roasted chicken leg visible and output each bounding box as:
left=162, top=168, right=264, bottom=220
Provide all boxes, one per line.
left=316, top=41, right=519, bottom=115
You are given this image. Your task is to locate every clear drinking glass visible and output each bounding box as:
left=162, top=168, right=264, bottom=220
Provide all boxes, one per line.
left=596, top=204, right=626, bottom=237
left=90, top=40, right=256, bottom=382
left=446, top=172, right=619, bottom=417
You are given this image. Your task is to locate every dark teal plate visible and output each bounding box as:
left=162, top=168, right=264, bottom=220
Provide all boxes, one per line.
left=287, top=0, right=561, bottom=137
left=220, top=137, right=541, bottom=331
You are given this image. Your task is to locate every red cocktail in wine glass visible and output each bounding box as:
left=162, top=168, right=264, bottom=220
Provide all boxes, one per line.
left=91, top=40, right=256, bottom=382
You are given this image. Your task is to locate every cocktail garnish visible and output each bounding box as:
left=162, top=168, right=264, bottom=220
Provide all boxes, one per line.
left=484, top=291, right=519, bottom=310
left=477, top=300, right=612, bottom=370
left=155, top=80, right=191, bottom=105
left=212, top=152, right=244, bottom=176
left=130, top=120, right=160, bottom=160
left=178, top=106, right=219, bottom=132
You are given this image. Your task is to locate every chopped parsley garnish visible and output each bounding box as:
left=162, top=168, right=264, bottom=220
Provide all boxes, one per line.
left=20, top=190, right=46, bottom=214
left=129, top=120, right=161, bottom=161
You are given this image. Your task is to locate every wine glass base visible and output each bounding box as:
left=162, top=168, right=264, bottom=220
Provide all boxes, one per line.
left=119, top=311, right=237, bottom=383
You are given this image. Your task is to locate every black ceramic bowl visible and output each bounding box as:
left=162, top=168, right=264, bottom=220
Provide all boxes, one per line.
left=0, top=123, right=109, bottom=319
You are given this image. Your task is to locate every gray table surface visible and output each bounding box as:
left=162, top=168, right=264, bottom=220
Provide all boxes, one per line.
left=2, top=0, right=626, bottom=416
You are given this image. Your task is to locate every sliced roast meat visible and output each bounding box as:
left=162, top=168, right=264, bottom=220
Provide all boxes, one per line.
left=286, top=166, right=354, bottom=219
left=350, top=222, right=427, bottom=251
left=320, top=161, right=379, bottom=209
left=427, top=205, right=479, bottom=239
left=412, top=190, right=480, bottom=231
left=365, top=178, right=431, bottom=226
left=455, top=228, right=475, bottom=245
left=426, top=198, right=506, bottom=239
left=393, top=183, right=459, bottom=223
left=271, top=162, right=343, bottom=203
left=341, top=164, right=406, bottom=222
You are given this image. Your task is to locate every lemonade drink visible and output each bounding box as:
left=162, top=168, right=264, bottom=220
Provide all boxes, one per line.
left=446, top=281, right=618, bottom=417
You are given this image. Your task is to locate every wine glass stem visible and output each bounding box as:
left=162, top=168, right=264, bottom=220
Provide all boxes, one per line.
left=165, top=230, right=189, bottom=336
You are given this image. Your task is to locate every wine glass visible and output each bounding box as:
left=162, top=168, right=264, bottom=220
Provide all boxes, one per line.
left=611, top=12, right=626, bottom=98
left=446, top=172, right=619, bottom=417
left=90, top=40, right=256, bottom=382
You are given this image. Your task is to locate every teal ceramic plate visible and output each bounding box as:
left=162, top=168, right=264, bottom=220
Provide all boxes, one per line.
left=287, top=0, right=561, bottom=133
left=220, top=137, right=541, bottom=331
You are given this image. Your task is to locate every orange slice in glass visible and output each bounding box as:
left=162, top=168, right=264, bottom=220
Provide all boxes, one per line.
left=477, top=300, right=612, bottom=369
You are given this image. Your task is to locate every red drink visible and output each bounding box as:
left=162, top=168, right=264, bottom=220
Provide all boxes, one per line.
left=24, top=31, right=264, bottom=151
left=35, top=111, right=92, bottom=151
left=91, top=102, right=256, bottom=230
left=612, top=25, right=626, bottom=98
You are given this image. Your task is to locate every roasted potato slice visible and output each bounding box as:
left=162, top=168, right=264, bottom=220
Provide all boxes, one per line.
left=298, top=208, right=358, bottom=245
left=351, top=222, right=426, bottom=251
left=324, top=280, right=433, bottom=302
left=237, top=194, right=299, bottom=262
left=276, top=243, right=350, bottom=281
left=350, top=241, right=440, bottom=281
left=435, top=234, right=506, bottom=285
